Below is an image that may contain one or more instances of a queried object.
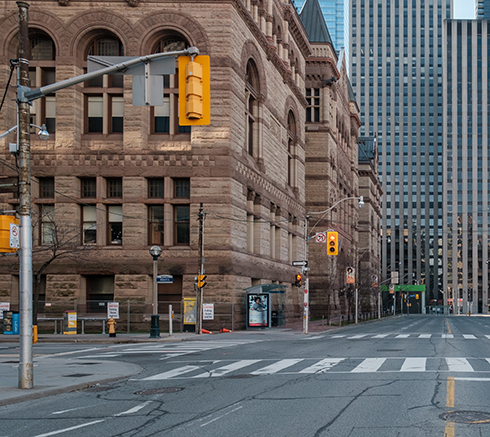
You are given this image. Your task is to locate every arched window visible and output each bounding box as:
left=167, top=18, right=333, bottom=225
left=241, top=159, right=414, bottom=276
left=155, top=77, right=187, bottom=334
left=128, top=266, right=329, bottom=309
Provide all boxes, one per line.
left=83, top=34, right=124, bottom=134
left=287, top=111, right=296, bottom=187
left=29, top=31, right=56, bottom=133
left=151, top=34, right=191, bottom=135
left=245, top=59, right=259, bottom=156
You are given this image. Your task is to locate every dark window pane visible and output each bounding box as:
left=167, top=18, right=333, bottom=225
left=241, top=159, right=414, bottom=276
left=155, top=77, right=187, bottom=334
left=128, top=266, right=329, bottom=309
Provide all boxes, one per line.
left=149, top=205, right=164, bottom=245
left=149, top=179, right=164, bottom=198
left=39, top=177, right=54, bottom=198
left=155, top=117, right=170, bottom=133
left=178, top=125, right=191, bottom=134
left=107, top=178, right=122, bottom=198
left=81, top=178, right=96, bottom=198
left=110, top=222, right=122, bottom=245
left=175, top=205, right=190, bottom=245
left=174, top=179, right=190, bottom=198
left=112, top=117, right=123, bottom=133
left=88, top=117, right=103, bottom=132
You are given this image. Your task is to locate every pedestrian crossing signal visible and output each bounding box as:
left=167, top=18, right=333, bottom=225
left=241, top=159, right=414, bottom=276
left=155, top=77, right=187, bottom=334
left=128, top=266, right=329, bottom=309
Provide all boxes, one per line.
left=327, top=231, right=339, bottom=255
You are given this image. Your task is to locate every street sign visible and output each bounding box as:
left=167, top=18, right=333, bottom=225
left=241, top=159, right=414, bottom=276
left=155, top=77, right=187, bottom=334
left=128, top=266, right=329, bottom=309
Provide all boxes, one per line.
left=9, top=223, right=19, bottom=249
left=292, top=260, right=308, bottom=267
left=203, top=303, right=214, bottom=320
left=315, top=232, right=326, bottom=243
left=391, top=271, right=399, bottom=284
left=107, top=302, right=119, bottom=319
left=156, top=275, right=173, bottom=284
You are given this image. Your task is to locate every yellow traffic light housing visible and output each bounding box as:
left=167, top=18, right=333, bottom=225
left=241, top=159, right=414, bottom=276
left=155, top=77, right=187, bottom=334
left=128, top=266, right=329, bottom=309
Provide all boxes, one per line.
left=178, top=55, right=210, bottom=125
left=295, top=273, right=302, bottom=287
left=197, top=274, right=207, bottom=288
left=327, top=231, right=339, bottom=255
left=0, top=215, right=19, bottom=253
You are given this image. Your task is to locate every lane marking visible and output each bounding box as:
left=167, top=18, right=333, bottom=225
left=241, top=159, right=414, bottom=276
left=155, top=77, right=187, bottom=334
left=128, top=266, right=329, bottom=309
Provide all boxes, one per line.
left=445, top=377, right=455, bottom=437
left=463, top=334, right=477, bottom=339
left=446, top=320, right=452, bottom=335
left=454, top=377, right=490, bottom=382
left=348, top=334, right=368, bottom=339
left=351, top=358, right=386, bottom=373
left=395, top=334, right=410, bottom=338
left=400, top=358, right=426, bottom=372
left=141, top=365, right=201, bottom=380
left=299, top=358, right=344, bottom=374
left=418, top=334, right=431, bottom=338
left=442, top=334, right=454, bottom=339
left=200, top=406, right=243, bottom=427
left=114, top=401, right=152, bottom=416
left=193, top=360, right=261, bottom=378
left=33, top=420, right=104, bottom=437
left=251, top=359, right=303, bottom=375
left=372, top=334, right=390, bottom=338
left=446, top=358, right=473, bottom=372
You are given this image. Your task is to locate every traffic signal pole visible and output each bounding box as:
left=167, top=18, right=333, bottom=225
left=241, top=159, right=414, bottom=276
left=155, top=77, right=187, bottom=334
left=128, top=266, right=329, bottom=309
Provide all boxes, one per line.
left=196, top=203, right=205, bottom=335
left=304, top=216, right=309, bottom=335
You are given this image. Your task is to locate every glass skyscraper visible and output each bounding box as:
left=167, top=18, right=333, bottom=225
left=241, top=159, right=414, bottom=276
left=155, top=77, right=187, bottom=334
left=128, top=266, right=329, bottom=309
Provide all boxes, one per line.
left=295, top=0, right=350, bottom=74
left=350, top=0, right=451, bottom=308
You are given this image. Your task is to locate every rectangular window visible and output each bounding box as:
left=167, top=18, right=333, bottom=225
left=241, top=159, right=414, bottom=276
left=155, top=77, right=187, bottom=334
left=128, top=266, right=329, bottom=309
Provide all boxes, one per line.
left=107, top=205, right=122, bottom=245
left=107, top=178, right=122, bottom=198
left=149, top=205, right=164, bottom=245
left=174, top=205, right=190, bottom=245
left=38, top=177, right=54, bottom=199
left=111, top=96, right=124, bottom=133
left=174, top=178, right=190, bottom=198
left=88, top=96, right=103, bottom=133
left=41, top=204, right=55, bottom=245
left=154, top=97, right=170, bottom=133
left=82, top=205, right=97, bottom=245
left=81, top=178, right=96, bottom=198
left=148, top=178, right=164, bottom=198
left=306, top=88, right=320, bottom=122
left=45, top=96, right=56, bottom=133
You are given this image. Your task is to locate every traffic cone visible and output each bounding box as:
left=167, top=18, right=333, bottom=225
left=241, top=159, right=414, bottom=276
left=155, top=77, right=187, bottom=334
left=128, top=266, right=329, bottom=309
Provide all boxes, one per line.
left=220, top=328, right=232, bottom=333
left=202, top=329, right=212, bottom=334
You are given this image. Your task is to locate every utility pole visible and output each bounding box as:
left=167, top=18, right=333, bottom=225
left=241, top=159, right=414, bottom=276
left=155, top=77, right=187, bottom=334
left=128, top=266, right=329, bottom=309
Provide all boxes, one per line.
left=17, top=1, right=33, bottom=390
left=303, top=215, right=309, bottom=334
left=197, top=203, right=205, bottom=335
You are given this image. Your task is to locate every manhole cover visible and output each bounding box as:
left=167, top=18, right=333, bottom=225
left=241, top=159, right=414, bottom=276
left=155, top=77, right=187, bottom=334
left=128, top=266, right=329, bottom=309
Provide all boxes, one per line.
left=63, top=373, right=93, bottom=378
left=134, top=387, right=184, bottom=395
left=225, top=374, right=257, bottom=379
left=440, top=411, right=490, bottom=424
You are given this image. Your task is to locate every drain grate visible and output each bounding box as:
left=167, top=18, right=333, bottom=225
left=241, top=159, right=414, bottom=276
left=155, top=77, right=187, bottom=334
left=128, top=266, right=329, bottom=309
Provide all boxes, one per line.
left=440, top=411, right=490, bottom=424
left=63, top=373, right=93, bottom=378
left=135, top=387, right=184, bottom=395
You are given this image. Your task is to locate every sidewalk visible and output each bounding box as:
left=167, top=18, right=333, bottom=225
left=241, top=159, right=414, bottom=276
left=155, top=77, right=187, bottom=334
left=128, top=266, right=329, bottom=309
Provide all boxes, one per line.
left=0, top=319, right=347, bottom=407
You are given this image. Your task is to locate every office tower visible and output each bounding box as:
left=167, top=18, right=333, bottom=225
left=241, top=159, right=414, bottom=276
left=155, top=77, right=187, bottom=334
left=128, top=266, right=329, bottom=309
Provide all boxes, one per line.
left=443, top=19, right=490, bottom=314
left=476, top=0, right=490, bottom=19
left=295, top=0, right=350, bottom=74
left=350, top=0, right=451, bottom=309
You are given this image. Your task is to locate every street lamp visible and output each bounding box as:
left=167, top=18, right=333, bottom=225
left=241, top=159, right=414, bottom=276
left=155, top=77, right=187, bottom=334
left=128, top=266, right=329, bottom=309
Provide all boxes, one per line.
left=149, top=245, right=162, bottom=338
left=301, top=196, right=365, bottom=334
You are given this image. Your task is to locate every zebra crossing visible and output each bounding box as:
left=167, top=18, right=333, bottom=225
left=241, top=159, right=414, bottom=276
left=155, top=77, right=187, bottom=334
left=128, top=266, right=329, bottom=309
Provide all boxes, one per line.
left=312, top=333, right=490, bottom=340
left=78, top=339, right=263, bottom=360
left=136, top=356, right=490, bottom=380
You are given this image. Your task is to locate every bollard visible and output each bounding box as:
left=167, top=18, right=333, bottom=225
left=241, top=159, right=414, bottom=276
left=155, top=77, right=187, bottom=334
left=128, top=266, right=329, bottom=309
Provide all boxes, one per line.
left=150, top=314, right=160, bottom=338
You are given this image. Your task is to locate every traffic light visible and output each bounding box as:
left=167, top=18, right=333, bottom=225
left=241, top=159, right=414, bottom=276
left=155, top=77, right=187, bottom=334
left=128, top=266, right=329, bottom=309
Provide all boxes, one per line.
left=295, top=273, right=302, bottom=288
left=327, top=231, right=339, bottom=255
left=178, top=55, right=211, bottom=125
left=197, top=274, right=207, bottom=288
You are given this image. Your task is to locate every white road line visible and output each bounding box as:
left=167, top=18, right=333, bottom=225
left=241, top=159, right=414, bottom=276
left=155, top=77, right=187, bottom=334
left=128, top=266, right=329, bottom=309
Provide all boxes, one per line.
left=34, top=420, right=105, bottom=437
left=351, top=358, right=386, bottom=373
left=418, top=334, right=431, bottom=338
left=37, top=348, right=102, bottom=359
left=141, top=365, right=201, bottom=380
left=395, top=334, right=410, bottom=338
left=331, top=335, right=346, bottom=338
left=372, top=334, right=390, bottom=338
left=442, top=334, right=454, bottom=339
left=463, top=335, right=477, bottom=339
left=400, top=358, right=426, bottom=372
left=251, top=359, right=303, bottom=375
left=299, top=358, right=344, bottom=373
left=348, top=334, right=368, bottom=339
left=446, top=358, right=474, bottom=372
left=200, top=406, right=243, bottom=427
left=454, top=377, right=490, bottom=382
left=114, top=401, right=152, bottom=416
left=193, top=360, right=261, bottom=378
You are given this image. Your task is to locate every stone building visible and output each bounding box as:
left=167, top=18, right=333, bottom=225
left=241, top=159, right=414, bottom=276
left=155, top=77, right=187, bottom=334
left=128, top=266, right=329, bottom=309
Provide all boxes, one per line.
left=0, top=0, right=311, bottom=329
left=299, top=0, right=381, bottom=320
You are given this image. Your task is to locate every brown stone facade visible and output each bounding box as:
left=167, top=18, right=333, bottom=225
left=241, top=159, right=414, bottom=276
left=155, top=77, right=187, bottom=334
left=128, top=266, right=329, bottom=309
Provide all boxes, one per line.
left=0, top=1, right=311, bottom=330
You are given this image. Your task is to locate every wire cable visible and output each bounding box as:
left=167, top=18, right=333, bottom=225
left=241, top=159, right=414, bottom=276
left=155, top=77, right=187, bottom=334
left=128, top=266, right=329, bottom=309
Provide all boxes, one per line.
left=0, top=60, right=17, bottom=113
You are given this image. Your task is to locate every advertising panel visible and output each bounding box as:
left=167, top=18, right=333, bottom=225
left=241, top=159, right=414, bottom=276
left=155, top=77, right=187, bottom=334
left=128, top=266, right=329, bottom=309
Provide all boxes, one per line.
left=247, top=294, right=269, bottom=328
left=183, top=298, right=196, bottom=324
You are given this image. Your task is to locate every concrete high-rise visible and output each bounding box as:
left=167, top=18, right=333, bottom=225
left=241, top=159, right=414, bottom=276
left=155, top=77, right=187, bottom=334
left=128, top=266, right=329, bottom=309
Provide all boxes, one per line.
left=350, top=0, right=452, bottom=309
left=443, top=19, right=490, bottom=314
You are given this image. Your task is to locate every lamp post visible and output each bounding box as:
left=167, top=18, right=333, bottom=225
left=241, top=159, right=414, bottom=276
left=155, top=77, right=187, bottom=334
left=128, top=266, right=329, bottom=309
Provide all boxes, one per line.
left=149, top=245, right=162, bottom=338
left=305, top=196, right=364, bottom=334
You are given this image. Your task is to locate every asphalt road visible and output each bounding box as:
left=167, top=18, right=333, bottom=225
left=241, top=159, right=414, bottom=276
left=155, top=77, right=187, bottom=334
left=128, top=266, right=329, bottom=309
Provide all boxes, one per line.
left=1, top=315, right=490, bottom=436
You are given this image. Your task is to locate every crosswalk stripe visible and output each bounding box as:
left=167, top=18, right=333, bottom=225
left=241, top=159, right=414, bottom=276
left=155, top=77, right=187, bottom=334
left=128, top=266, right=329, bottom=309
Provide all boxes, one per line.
left=396, top=334, right=410, bottom=338
left=251, top=359, right=304, bottom=375
left=446, top=358, right=473, bottom=372
left=442, top=334, right=454, bottom=339
left=400, top=358, right=426, bottom=372
left=418, top=334, right=432, bottom=338
left=348, top=334, right=368, bottom=339
left=193, top=360, right=261, bottom=378
left=141, top=365, right=201, bottom=380
left=299, top=358, right=344, bottom=374
left=372, top=334, right=390, bottom=338
left=351, top=358, right=386, bottom=373
left=463, top=335, right=477, bottom=339
left=331, top=335, right=346, bottom=338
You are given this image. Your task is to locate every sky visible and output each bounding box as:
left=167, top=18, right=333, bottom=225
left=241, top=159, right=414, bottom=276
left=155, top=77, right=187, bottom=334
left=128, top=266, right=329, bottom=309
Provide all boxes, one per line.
left=454, top=0, right=475, bottom=19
